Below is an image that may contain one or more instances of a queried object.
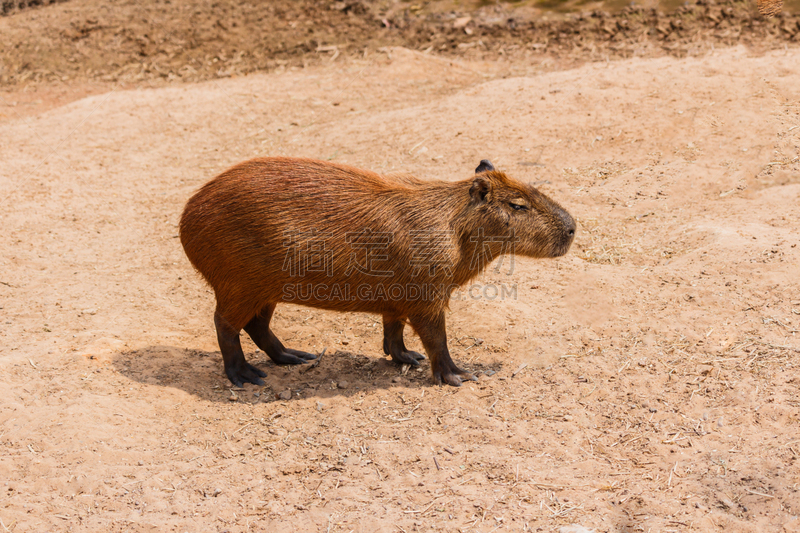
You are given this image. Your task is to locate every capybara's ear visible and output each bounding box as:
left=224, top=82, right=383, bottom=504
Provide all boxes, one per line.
left=475, top=160, right=495, bottom=174
left=469, top=176, right=492, bottom=203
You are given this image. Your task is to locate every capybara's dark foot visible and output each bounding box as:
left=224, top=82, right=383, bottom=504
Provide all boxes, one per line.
left=287, top=348, right=317, bottom=360
left=432, top=364, right=477, bottom=387
left=225, top=361, right=266, bottom=387
left=243, top=310, right=318, bottom=365
left=408, top=311, right=475, bottom=387
left=434, top=369, right=478, bottom=387
left=435, top=369, right=462, bottom=387
left=215, top=310, right=267, bottom=387
left=267, top=348, right=316, bottom=365
left=382, top=317, right=425, bottom=366
left=389, top=350, right=426, bottom=366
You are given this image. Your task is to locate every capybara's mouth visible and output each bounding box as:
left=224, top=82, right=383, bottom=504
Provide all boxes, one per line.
left=552, top=240, right=574, bottom=257
left=552, top=228, right=576, bottom=257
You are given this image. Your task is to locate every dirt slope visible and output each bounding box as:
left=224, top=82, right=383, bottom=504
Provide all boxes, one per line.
left=1, top=45, right=799, bottom=532
left=2, top=0, right=800, bottom=88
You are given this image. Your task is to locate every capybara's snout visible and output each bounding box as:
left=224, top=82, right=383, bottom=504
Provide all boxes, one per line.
left=555, top=207, right=576, bottom=256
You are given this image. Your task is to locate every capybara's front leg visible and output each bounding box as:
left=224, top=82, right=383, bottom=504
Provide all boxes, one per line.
left=214, top=310, right=266, bottom=387
left=409, top=311, right=477, bottom=387
left=244, top=304, right=317, bottom=365
left=382, top=315, right=426, bottom=366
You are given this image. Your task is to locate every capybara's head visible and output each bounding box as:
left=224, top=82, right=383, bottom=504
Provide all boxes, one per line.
left=467, top=160, right=575, bottom=258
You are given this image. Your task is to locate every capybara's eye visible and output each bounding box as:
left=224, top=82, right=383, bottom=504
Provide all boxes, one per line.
left=509, top=201, right=528, bottom=211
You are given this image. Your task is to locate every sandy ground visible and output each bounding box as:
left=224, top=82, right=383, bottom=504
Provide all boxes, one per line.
left=1, top=43, right=800, bottom=532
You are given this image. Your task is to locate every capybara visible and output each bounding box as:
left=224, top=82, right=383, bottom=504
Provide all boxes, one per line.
left=179, top=157, right=575, bottom=387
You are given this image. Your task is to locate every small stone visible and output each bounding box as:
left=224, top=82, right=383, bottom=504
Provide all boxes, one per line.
left=341, top=340, right=349, bottom=345
left=277, top=390, right=292, bottom=400
left=557, top=429, right=564, bottom=435
left=337, top=380, right=349, bottom=389
left=392, top=376, right=402, bottom=383
left=484, top=369, right=496, bottom=377
left=717, top=416, right=724, bottom=427
left=563, top=415, right=573, bottom=421
left=316, top=401, right=325, bottom=411
left=228, top=392, right=238, bottom=402
left=137, top=461, right=144, bottom=466
left=453, top=16, right=471, bottom=28
left=213, top=488, right=222, bottom=497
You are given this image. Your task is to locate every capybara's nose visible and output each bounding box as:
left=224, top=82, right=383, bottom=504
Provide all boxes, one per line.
left=561, top=210, right=576, bottom=238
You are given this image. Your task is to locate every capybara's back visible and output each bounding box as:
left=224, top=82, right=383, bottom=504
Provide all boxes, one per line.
left=180, top=156, right=575, bottom=387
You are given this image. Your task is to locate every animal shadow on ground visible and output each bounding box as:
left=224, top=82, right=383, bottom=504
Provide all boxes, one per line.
left=112, top=346, right=503, bottom=404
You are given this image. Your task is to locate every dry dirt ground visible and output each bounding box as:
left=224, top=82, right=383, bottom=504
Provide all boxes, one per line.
left=3, top=0, right=800, bottom=89
left=2, top=3, right=800, bottom=533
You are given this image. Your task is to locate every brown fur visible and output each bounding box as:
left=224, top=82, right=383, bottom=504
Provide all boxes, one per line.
left=180, top=157, right=575, bottom=387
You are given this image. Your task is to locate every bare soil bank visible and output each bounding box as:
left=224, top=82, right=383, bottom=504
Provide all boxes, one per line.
left=2, top=0, right=800, bottom=88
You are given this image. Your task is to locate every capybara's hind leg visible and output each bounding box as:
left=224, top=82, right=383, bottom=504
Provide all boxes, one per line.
left=214, top=311, right=266, bottom=387
left=244, top=304, right=317, bottom=365
left=382, top=315, right=425, bottom=366
left=409, top=311, right=477, bottom=387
